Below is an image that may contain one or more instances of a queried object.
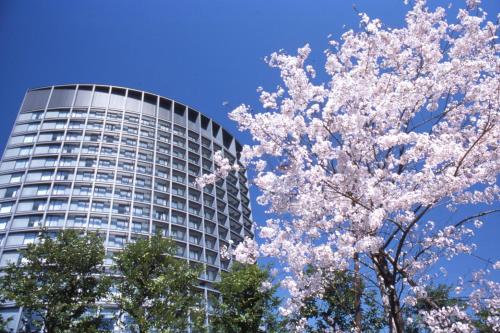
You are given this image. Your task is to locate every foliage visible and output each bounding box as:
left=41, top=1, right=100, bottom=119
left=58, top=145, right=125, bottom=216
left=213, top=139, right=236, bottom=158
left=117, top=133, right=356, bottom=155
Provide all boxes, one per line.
left=0, top=229, right=109, bottom=333
left=0, top=314, right=11, bottom=333
left=199, top=0, right=500, bottom=331
left=212, top=262, right=281, bottom=333
left=289, top=269, right=386, bottom=332
left=113, top=234, right=205, bottom=333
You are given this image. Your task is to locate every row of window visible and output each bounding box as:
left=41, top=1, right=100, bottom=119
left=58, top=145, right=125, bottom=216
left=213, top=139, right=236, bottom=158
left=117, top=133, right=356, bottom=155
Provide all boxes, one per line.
left=2, top=185, right=240, bottom=214
left=1, top=170, right=242, bottom=198
left=18, top=106, right=225, bottom=150
left=0, top=212, right=246, bottom=244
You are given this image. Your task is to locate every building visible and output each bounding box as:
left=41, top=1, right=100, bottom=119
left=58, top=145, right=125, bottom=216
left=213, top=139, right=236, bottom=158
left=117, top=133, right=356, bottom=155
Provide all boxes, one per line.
left=0, top=84, right=254, bottom=330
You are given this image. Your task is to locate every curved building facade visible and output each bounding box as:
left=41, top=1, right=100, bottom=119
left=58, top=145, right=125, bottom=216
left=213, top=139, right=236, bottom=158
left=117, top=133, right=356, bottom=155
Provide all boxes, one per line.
left=0, top=84, right=254, bottom=330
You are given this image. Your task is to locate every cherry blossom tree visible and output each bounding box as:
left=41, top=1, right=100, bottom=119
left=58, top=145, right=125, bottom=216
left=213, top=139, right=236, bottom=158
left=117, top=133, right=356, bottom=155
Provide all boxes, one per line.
left=199, top=1, right=499, bottom=332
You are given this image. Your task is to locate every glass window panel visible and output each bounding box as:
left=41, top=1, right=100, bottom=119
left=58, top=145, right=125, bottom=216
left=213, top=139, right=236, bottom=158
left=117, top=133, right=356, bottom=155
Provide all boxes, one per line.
left=75, top=86, right=92, bottom=106
left=126, top=91, right=141, bottom=112
left=22, top=89, right=50, bottom=111
left=48, top=87, right=75, bottom=108
left=92, top=87, right=109, bottom=108
left=109, top=89, right=126, bottom=109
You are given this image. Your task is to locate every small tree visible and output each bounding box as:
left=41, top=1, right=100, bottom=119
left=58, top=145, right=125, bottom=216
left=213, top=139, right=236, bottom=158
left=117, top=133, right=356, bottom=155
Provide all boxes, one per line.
left=0, top=229, right=109, bottom=333
left=113, top=234, right=205, bottom=333
left=212, top=262, right=281, bottom=333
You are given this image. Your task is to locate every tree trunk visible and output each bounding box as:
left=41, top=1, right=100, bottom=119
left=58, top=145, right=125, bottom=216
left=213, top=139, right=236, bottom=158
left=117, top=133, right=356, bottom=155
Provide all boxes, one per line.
left=353, top=252, right=362, bottom=332
left=372, top=252, right=405, bottom=333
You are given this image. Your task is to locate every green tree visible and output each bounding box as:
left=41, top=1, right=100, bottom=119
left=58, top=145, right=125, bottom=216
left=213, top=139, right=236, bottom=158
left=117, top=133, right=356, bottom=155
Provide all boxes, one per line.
left=212, top=262, right=282, bottom=333
left=0, top=229, right=110, bottom=333
left=292, top=269, right=386, bottom=333
left=113, top=234, right=205, bottom=333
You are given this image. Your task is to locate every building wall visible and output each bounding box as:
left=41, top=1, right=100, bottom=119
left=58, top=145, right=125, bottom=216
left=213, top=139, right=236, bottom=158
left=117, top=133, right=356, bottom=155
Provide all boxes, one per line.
left=0, top=84, right=253, bottom=330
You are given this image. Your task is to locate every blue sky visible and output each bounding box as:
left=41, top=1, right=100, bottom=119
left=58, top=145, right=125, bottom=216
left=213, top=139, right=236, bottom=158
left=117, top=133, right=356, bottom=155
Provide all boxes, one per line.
left=1, top=0, right=499, bottom=289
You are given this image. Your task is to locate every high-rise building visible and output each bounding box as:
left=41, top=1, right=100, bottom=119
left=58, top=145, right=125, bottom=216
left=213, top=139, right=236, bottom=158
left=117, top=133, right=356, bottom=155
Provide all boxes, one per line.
left=0, top=84, right=254, bottom=330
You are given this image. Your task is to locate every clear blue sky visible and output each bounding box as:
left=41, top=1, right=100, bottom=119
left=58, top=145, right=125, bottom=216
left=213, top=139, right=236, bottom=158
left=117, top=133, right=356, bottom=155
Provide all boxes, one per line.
left=1, top=0, right=498, bottom=286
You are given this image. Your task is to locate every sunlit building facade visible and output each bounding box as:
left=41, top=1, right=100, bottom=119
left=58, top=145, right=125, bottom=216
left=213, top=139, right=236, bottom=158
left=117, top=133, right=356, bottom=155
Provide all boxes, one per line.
left=0, top=84, right=254, bottom=331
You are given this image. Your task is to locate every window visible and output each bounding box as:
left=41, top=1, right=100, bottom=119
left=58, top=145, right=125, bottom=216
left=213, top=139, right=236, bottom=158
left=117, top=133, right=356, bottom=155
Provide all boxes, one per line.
left=63, top=144, right=79, bottom=154
left=53, top=185, right=69, bottom=195
left=172, top=172, right=185, bottom=184
left=118, top=175, right=132, bottom=185
left=157, top=157, right=169, bottom=166
left=171, top=228, right=185, bottom=240
left=171, top=185, right=185, bottom=196
left=76, top=172, right=94, bottom=181
left=113, top=203, right=130, bottom=215
left=67, top=215, right=87, bottom=227
left=125, top=114, right=139, bottom=123
left=155, top=182, right=168, bottom=192
left=71, top=110, right=87, bottom=118
left=171, top=199, right=185, bottom=210
left=19, top=146, right=33, bottom=156
left=0, top=217, right=8, bottom=230
left=31, top=111, right=44, bottom=120
left=92, top=201, right=109, bottom=212
left=27, top=123, right=40, bottom=131
left=173, top=136, right=185, bottom=148
left=172, top=159, right=185, bottom=171
left=4, top=187, right=19, bottom=198
left=156, top=169, right=168, bottom=179
left=110, top=218, right=128, bottom=230
left=46, top=215, right=64, bottom=227
left=48, top=199, right=67, bottom=211
left=189, top=249, right=201, bottom=261
left=82, top=145, right=98, bottom=154
left=132, top=221, right=147, bottom=232
left=71, top=200, right=89, bottom=211
left=94, top=187, right=111, bottom=197
left=33, top=200, right=47, bottom=211
left=11, top=215, right=43, bottom=228
left=66, top=132, right=82, bottom=141
left=10, top=173, right=24, bottom=183
left=206, top=269, right=217, bottom=281
left=37, top=171, right=52, bottom=181
left=23, top=134, right=36, bottom=143
left=109, top=235, right=126, bottom=248
left=189, top=233, right=201, bottom=245
left=60, top=157, right=76, bottom=166
left=56, top=170, right=72, bottom=181
left=154, top=209, right=169, bottom=221
left=69, top=121, right=85, bottom=129
left=117, top=189, right=131, bottom=199
left=189, top=218, right=202, bottom=230
left=36, top=185, right=50, bottom=195
left=0, top=203, right=13, bottom=214
left=74, top=185, right=91, bottom=196
left=154, top=195, right=168, bottom=206
left=89, top=217, right=104, bottom=228
left=96, top=173, right=112, bottom=182
left=14, top=159, right=29, bottom=169
left=205, top=237, right=216, bottom=249
left=171, top=213, right=185, bottom=225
